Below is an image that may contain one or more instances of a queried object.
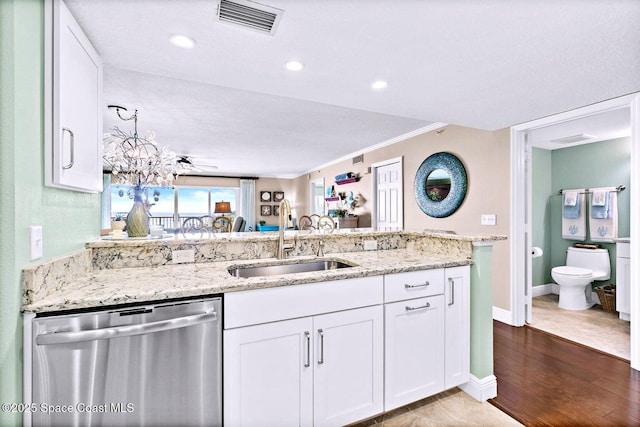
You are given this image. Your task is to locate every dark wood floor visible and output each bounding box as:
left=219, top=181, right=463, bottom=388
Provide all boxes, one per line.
left=490, top=320, right=640, bottom=426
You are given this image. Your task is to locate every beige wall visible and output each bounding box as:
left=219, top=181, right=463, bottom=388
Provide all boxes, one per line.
left=293, top=125, right=512, bottom=310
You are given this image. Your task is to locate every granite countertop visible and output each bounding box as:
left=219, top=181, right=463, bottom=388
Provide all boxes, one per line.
left=23, top=248, right=471, bottom=313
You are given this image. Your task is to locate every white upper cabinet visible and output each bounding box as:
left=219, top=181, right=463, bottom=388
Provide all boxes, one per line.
left=45, top=0, right=103, bottom=193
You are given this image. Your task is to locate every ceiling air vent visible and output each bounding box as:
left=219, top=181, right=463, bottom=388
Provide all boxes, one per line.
left=215, top=0, right=283, bottom=35
left=550, top=134, right=597, bottom=144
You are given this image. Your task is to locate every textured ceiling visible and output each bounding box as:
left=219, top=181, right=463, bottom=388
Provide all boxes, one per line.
left=65, top=0, right=640, bottom=177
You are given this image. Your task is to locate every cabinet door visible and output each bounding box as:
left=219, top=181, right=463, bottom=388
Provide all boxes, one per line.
left=313, top=305, right=383, bottom=427
left=46, top=0, right=103, bottom=192
left=444, top=266, right=470, bottom=389
left=616, top=256, right=631, bottom=317
left=384, top=295, right=445, bottom=411
left=224, top=317, right=313, bottom=427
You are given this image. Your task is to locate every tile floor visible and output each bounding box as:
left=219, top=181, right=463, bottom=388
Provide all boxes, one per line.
left=529, top=293, right=630, bottom=360
left=350, top=388, right=522, bottom=427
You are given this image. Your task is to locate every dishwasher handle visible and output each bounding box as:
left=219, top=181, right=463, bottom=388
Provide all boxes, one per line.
left=36, top=311, right=217, bottom=346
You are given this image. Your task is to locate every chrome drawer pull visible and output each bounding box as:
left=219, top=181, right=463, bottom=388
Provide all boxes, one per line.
left=404, top=281, right=429, bottom=289
left=405, top=302, right=431, bottom=311
left=318, top=329, right=324, bottom=365
left=304, top=331, right=311, bottom=367
left=448, top=278, right=455, bottom=306
left=61, top=127, right=75, bottom=169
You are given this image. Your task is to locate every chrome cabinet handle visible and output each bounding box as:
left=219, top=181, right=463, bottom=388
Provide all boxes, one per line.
left=61, top=127, right=75, bottom=170
left=405, top=281, right=429, bottom=289
left=448, top=277, right=455, bottom=306
left=36, top=311, right=217, bottom=345
left=304, top=331, right=311, bottom=367
left=406, top=302, right=431, bottom=311
left=317, top=329, right=324, bottom=365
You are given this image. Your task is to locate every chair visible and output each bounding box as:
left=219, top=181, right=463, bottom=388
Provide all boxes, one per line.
left=298, top=215, right=314, bottom=230
left=181, top=217, right=205, bottom=235
left=232, top=216, right=246, bottom=232
left=212, top=216, right=232, bottom=233
left=299, top=214, right=321, bottom=230
left=317, top=215, right=336, bottom=231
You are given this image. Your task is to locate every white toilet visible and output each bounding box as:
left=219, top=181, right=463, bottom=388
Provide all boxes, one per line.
left=551, top=247, right=611, bottom=310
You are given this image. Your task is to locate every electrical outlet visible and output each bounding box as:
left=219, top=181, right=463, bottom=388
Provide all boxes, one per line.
left=29, top=225, right=43, bottom=260
left=363, top=240, right=377, bottom=251
left=481, top=214, right=497, bottom=226
left=172, top=249, right=195, bottom=264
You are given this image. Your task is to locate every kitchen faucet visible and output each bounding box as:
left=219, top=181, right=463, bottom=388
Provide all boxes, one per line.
left=277, top=199, right=295, bottom=259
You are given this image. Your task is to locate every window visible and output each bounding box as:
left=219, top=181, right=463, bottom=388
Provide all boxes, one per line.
left=108, top=184, right=238, bottom=230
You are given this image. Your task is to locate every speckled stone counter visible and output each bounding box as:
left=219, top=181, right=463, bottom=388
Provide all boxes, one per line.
left=22, top=230, right=505, bottom=313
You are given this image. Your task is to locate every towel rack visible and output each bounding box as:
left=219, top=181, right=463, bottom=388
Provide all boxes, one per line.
left=556, top=185, right=625, bottom=196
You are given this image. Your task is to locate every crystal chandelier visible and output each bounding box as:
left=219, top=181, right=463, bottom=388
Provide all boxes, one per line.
left=103, top=105, right=183, bottom=188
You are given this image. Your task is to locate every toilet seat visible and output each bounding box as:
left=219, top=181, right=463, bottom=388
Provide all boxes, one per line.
left=551, top=266, right=592, bottom=278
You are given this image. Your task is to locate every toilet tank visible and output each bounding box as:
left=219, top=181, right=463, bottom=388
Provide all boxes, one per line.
left=566, top=247, right=611, bottom=280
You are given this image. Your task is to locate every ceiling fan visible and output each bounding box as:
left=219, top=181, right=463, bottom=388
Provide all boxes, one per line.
left=176, top=155, right=219, bottom=175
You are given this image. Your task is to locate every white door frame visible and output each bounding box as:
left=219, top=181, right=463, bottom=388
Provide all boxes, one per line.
left=371, top=157, right=404, bottom=230
left=510, top=93, right=640, bottom=370
left=309, top=177, right=325, bottom=215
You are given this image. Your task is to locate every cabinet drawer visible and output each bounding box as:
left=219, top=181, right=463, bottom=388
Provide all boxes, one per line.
left=384, top=269, right=444, bottom=303
left=225, top=276, right=383, bottom=329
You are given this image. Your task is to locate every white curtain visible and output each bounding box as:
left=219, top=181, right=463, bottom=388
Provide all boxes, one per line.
left=239, top=179, right=256, bottom=231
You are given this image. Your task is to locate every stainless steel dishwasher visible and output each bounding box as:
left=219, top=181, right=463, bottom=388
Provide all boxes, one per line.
left=30, top=296, right=222, bottom=427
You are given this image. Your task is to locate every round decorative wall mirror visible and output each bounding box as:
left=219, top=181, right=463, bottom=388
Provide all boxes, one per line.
left=414, top=152, right=467, bottom=218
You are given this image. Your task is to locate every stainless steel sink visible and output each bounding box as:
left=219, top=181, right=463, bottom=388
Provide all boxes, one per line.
left=228, top=260, right=355, bottom=278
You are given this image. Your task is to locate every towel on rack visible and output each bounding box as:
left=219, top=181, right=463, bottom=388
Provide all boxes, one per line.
left=590, top=190, right=610, bottom=219
left=562, top=191, right=580, bottom=219
left=589, top=187, right=618, bottom=242
left=561, top=190, right=586, bottom=241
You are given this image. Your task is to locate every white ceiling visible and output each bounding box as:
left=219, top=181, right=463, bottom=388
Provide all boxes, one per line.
left=64, top=0, right=640, bottom=178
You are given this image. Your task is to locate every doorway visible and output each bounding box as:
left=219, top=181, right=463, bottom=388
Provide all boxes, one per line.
left=309, top=178, right=325, bottom=215
left=510, top=93, right=640, bottom=370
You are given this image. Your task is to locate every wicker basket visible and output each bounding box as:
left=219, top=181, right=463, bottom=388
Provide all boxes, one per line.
left=594, top=285, right=616, bottom=313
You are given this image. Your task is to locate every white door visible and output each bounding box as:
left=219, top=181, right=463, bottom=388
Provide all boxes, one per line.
left=223, top=317, right=314, bottom=427
left=444, top=266, right=470, bottom=389
left=313, top=305, right=383, bottom=427
left=310, top=178, right=325, bottom=215
left=373, top=158, right=403, bottom=230
left=384, top=295, right=445, bottom=411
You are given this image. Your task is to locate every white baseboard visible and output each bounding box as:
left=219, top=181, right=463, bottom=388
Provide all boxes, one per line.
left=492, top=306, right=513, bottom=325
left=532, top=283, right=555, bottom=297
left=459, top=374, right=497, bottom=402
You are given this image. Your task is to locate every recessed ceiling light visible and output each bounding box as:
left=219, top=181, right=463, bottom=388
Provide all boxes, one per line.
left=285, top=61, right=303, bottom=71
left=169, top=34, right=196, bottom=49
left=372, top=80, right=388, bottom=90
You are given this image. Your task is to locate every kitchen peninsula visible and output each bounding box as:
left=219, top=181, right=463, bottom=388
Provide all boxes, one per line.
left=22, top=229, right=504, bottom=426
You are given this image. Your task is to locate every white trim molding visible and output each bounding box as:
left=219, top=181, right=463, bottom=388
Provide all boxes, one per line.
left=492, top=306, right=513, bottom=325
left=459, top=374, right=497, bottom=402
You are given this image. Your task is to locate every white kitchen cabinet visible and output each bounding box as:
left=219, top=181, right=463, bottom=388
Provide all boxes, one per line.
left=45, top=0, right=103, bottom=192
left=616, top=241, right=631, bottom=321
left=224, top=317, right=314, bottom=427
left=384, top=295, right=445, bottom=410
left=444, top=265, right=471, bottom=388
left=383, top=266, right=470, bottom=411
left=224, top=277, right=384, bottom=427
left=313, top=305, right=383, bottom=427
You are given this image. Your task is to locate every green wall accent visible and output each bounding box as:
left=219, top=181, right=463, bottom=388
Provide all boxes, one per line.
left=0, top=1, right=101, bottom=425
left=532, top=148, right=553, bottom=285
left=470, top=243, right=494, bottom=379
left=532, top=138, right=630, bottom=287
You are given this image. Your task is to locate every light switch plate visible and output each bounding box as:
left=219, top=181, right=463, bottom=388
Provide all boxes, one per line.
left=29, top=225, right=43, bottom=260
left=481, top=214, right=497, bottom=226
left=172, top=249, right=195, bottom=264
